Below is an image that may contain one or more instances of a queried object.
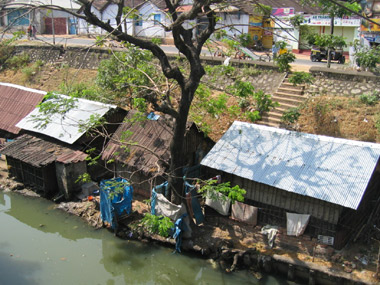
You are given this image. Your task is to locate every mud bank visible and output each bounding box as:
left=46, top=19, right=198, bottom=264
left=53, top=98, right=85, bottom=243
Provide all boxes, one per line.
left=0, top=178, right=377, bottom=285
left=55, top=196, right=376, bottom=284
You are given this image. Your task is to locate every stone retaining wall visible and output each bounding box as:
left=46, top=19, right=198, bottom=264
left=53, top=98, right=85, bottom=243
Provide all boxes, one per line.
left=14, top=45, right=112, bottom=69
left=12, top=45, right=380, bottom=98
left=308, top=67, right=380, bottom=97
left=13, top=44, right=285, bottom=95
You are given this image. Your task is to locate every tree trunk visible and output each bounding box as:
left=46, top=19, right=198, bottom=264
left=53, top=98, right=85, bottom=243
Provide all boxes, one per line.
left=168, top=88, right=193, bottom=205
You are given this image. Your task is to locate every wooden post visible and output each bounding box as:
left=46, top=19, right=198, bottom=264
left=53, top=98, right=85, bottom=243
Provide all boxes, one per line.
left=371, top=238, right=380, bottom=279
left=377, top=244, right=380, bottom=279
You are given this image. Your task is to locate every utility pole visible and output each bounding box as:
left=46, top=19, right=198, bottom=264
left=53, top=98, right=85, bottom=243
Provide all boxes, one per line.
left=51, top=0, right=55, bottom=44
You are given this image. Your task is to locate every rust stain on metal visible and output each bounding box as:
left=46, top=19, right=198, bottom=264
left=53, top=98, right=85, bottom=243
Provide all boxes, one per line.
left=0, top=84, right=46, bottom=135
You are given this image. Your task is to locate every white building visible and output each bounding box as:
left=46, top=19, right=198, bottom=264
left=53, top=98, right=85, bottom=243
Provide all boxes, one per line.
left=1, top=0, right=80, bottom=34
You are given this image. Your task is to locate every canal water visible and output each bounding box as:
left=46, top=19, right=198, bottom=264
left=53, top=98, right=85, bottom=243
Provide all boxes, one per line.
left=0, top=190, right=289, bottom=285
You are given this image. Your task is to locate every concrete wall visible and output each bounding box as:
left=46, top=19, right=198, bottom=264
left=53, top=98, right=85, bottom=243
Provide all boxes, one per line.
left=56, top=161, right=87, bottom=199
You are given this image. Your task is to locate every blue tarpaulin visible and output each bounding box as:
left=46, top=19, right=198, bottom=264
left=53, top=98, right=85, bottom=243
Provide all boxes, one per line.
left=100, top=178, right=133, bottom=229
left=151, top=181, right=169, bottom=215
left=184, top=181, right=204, bottom=225
left=173, top=213, right=188, bottom=253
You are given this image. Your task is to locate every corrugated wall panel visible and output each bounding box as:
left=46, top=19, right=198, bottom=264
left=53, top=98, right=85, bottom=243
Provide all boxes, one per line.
left=202, top=121, right=380, bottom=210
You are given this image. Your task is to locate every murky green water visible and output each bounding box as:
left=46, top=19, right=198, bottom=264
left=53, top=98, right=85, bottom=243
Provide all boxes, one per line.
left=0, top=191, right=288, bottom=285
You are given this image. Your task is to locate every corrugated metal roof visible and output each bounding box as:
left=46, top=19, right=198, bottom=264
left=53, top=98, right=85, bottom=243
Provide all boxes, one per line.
left=16, top=95, right=117, bottom=145
left=102, top=111, right=173, bottom=176
left=0, top=134, right=87, bottom=167
left=0, top=83, right=46, bottom=135
left=201, top=121, right=380, bottom=210
left=237, top=0, right=321, bottom=14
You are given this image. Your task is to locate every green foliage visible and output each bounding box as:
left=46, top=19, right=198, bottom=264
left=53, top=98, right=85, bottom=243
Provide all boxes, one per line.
left=288, top=72, right=315, bottom=86
left=132, top=97, right=147, bottom=112
left=238, top=33, right=253, bottom=48
left=225, top=81, right=278, bottom=121
left=281, top=107, right=301, bottom=124
left=198, top=180, right=246, bottom=204
left=151, top=38, right=162, bottom=45
left=95, top=36, right=106, bottom=47
left=21, top=67, right=34, bottom=81
left=253, top=90, right=279, bottom=115
left=21, top=60, right=44, bottom=82
left=354, top=43, right=380, bottom=71
left=252, top=4, right=271, bottom=16
left=241, top=65, right=262, bottom=77
left=32, top=92, right=78, bottom=129
left=0, top=32, right=24, bottom=70
left=359, top=92, right=379, bottom=106
left=306, top=33, right=319, bottom=46
left=214, top=30, right=227, bottom=40
left=290, top=14, right=305, bottom=27
left=6, top=53, right=30, bottom=69
left=245, top=110, right=261, bottom=122
left=226, top=80, right=255, bottom=98
left=312, top=34, right=347, bottom=49
left=205, top=64, right=236, bottom=77
left=59, top=82, right=102, bottom=102
left=96, top=46, right=165, bottom=107
left=301, top=0, right=361, bottom=18
left=75, top=173, right=92, bottom=184
left=375, top=114, right=380, bottom=134
left=238, top=97, right=250, bottom=109
left=102, top=179, right=131, bottom=200
left=191, top=83, right=228, bottom=130
left=122, top=6, right=139, bottom=19
left=221, top=38, right=240, bottom=56
left=275, top=40, right=288, bottom=50
left=140, top=213, right=174, bottom=237
left=274, top=51, right=296, bottom=73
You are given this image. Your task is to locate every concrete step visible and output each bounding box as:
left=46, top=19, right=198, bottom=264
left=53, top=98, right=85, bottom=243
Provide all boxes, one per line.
left=265, top=110, right=283, bottom=120
left=272, top=95, right=305, bottom=105
left=273, top=102, right=300, bottom=112
left=282, top=80, right=305, bottom=88
left=256, top=119, right=280, bottom=128
left=277, top=87, right=304, bottom=95
left=274, top=91, right=307, bottom=101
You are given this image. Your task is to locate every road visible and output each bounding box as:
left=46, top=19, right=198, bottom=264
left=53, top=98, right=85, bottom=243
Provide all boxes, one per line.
left=3, top=33, right=345, bottom=70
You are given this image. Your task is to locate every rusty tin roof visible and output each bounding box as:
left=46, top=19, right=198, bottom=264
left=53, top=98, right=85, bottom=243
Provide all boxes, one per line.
left=1, top=134, right=88, bottom=167
left=102, top=111, right=174, bottom=175
left=0, top=83, right=46, bottom=135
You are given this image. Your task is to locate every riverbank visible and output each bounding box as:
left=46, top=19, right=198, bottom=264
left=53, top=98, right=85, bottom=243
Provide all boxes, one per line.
left=0, top=166, right=378, bottom=285
left=55, top=196, right=379, bottom=284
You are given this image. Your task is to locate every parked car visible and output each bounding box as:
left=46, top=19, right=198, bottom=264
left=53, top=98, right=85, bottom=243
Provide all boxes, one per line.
left=310, top=46, right=345, bottom=64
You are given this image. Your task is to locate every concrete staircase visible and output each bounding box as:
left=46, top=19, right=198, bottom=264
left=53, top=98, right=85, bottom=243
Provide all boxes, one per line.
left=38, top=53, right=65, bottom=88
left=258, top=77, right=307, bottom=128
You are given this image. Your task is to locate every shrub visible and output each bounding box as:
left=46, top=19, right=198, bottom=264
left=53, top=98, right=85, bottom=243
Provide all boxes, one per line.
left=254, top=90, right=279, bottom=115
left=21, top=67, right=34, bottom=81
left=0, top=32, right=23, bottom=70
left=140, top=213, right=174, bottom=237
left=238, top=98, right=250, bottom=109
left=355, top=44, right=380, bottom=71
left=288, top=72, right=314, bottom=86
left=359, top=92, right=379, bottom=106
left=375, top=114, right=380, bottom=134
left=198, top=180, right=246, bottom=204
left=281, top=107, right=301, bottom=123
left=274, top=51, right=296, bottom=73
left=246, top=110, right=261, bottom=122
left=6, top=53, right=30, bottom=69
